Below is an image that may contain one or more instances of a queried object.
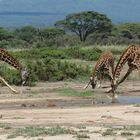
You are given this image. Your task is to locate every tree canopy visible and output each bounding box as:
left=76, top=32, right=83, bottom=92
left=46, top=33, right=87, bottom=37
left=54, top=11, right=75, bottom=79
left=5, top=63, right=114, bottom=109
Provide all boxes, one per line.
left=116, top=23, right=140, bottom=39
left=0, top=27, right=13, bottom=40
left=38, top=27, right=65, bottom=41
left=55, top=11, right=113, bottom=42
left=14, top=26, right=38, bottom=43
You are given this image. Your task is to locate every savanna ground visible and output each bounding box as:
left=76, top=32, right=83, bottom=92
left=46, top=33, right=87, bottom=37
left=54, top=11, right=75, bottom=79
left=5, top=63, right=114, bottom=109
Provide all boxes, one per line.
left=0, top=79, right=140, bottom=140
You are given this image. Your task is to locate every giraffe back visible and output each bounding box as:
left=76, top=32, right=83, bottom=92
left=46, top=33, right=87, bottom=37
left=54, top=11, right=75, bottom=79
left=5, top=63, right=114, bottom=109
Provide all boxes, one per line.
left=93, top=51, right=114, bottom=78
left=84, top=51, right=114, bottom=89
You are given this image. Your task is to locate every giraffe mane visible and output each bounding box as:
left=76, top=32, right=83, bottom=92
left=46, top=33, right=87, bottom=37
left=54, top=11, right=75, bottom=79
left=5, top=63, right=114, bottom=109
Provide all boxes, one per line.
left=0, top=48, right=23, bottom=70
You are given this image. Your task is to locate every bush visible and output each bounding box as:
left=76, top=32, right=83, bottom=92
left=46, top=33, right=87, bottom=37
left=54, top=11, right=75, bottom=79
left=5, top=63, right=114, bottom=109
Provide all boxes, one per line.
left=26, top=58, right=91, bottom=82
left=11, top=48, right=68, bottom=60
left=0, top=58, right=90, bottom=86
left=0, top=66, right=21, bottom=85
left=66, top=46, right=102, bottom=60
left=11, top=47, right=101, bottom=61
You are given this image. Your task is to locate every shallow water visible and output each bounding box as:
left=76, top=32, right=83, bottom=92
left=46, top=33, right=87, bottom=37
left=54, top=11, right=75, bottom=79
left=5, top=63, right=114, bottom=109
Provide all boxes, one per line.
left=118, top=95, right=140, bottom=104
left=94, top=94, right=140, bottom=104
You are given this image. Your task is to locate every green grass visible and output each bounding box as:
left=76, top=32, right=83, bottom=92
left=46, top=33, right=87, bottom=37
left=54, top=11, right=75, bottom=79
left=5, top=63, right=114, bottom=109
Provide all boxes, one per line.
left=0, top=123, right=12, bottom=130
left=82, top=45, right=127, bottom=55
left=108, top=125, right=140, bottom=133
left=7, top=126, right=71, bottom=139
left=76, top=133, right=90, bottom=139
left=134, top=103, right=140, bottom=107
left=56, top=88, right=94, bottom=97
left=127, top=138, right=134, bottom=140
left=102, top=129, right=117, bottom=136
left=120, top=132, right=134, bottom=137
left=37, top=138, right=44, bottom=140
left=102, top=125, right=140, bottom=138
left=124, top=125, right=140, bottom=131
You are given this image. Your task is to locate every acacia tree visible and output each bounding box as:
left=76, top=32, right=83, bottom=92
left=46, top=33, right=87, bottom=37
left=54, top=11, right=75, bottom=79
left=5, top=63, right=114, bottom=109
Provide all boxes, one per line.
left=38, top=27, right=65, bottom=41
left=55, top=11, right=113, bottom=42
left=116, top=23, right=140, bottom=39
left=14, top=26, right=38, bottom=43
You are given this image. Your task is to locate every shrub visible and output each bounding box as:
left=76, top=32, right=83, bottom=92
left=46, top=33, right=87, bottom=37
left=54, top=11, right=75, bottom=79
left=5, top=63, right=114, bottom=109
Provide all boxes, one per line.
left=11, top=47, right=102, bottom=61
left=66, top=46, right=102, bottom=60
left=11, top=48, right=68, bottom=60
left=0, top=58, right=90, bottom=86
left=25, top=57, right=90, bottom=81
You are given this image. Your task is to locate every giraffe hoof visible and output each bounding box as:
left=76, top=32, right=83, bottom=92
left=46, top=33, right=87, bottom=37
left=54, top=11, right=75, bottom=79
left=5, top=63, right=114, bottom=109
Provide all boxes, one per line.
left=97, top=85, right=101, bottom=88
left=112, top=95, right=118, bottom=103
left=13, top=90, right=19, bottom=94
left=105, top=88, right=112, bottom=93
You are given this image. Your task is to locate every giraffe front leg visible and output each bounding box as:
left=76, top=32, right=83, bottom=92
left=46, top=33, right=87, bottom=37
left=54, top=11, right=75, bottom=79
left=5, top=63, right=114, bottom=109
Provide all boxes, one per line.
left=0, top=76, right=18, bottom=94
left=112, top=92, right=118, bottom=103
left=97, top=72, right=104, bottom=88
left=118, top=66, right=134, bottom=85
left=106, top=87, right=118, bottom=103
left=97, top=81, right=101, bottom=88
left=106, top=87, right=112, bottom=93
left=106, top=89, right=118, bottom=103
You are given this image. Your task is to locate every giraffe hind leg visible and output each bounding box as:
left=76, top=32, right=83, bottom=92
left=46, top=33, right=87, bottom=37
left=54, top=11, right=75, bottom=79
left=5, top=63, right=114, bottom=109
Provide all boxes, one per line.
left=97, top=72, right=104, bottom=88
left=0, top=76, right=18, bottom=94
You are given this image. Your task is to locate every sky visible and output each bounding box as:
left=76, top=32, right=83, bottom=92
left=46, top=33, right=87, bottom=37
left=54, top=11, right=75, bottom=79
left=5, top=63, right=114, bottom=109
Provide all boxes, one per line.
left=0, top=0, right=139, bottom=27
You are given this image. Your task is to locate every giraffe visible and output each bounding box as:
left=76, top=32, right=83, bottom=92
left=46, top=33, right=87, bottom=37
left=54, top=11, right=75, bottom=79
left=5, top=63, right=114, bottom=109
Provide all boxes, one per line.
left=84, top=51, right=114, bottom=89
left=0, top=48, right=28, bottom=93
left=107, top=45, right=140, bottom=102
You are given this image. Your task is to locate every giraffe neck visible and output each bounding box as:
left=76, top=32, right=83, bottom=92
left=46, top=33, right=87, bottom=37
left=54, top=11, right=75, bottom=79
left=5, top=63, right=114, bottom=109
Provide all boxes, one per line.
left=0, top=49, right=23, bottom=71
left=92, top=61, right=101, bottom=80
left=114, top=45, right=137, bottom=81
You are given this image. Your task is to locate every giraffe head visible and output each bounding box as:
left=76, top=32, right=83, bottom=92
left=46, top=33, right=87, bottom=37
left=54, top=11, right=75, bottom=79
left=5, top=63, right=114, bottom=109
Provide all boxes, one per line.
left=84, top=77, right=97, bottom=89
left=90, top=77, right=97, bottom=89
left=21, top=68, right=29, bottom=85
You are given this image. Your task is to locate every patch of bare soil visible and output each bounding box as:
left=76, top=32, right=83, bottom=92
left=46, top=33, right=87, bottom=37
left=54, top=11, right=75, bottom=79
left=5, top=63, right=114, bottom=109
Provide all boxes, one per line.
left=0, top=81, right=140, bottom=139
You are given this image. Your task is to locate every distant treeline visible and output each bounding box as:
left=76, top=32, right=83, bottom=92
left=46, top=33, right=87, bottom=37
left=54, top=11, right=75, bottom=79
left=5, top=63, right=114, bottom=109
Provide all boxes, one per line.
left=0, top=11, right=140, bottom=48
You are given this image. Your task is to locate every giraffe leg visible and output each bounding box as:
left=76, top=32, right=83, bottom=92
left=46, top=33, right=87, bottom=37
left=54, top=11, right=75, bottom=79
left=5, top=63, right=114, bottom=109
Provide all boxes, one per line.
left=104, top=69, right=113, bottom=91
left=118, top=66, right=134, bottom=85
left=97, top=72, right=103, bottom=88
left=106, top=67, right=134, bottom=93
left=83, top=77, right=92, bottom=89
left=111, top=67, right=134, bottom=103
left=0, top=76, right=18, bottom=94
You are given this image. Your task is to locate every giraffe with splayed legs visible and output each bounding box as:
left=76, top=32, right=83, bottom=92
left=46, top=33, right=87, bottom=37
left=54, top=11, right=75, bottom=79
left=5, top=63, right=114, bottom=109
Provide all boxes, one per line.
left=0, top=48, right=28, bottom=93
left=84, top=51, right=114, bottom=89
left=107, top=45, right=140, bottom=102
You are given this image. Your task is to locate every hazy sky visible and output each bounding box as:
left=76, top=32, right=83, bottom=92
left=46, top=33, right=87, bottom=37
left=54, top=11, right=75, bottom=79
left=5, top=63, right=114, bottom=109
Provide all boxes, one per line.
left=0, top=0, right=139, bottom=27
